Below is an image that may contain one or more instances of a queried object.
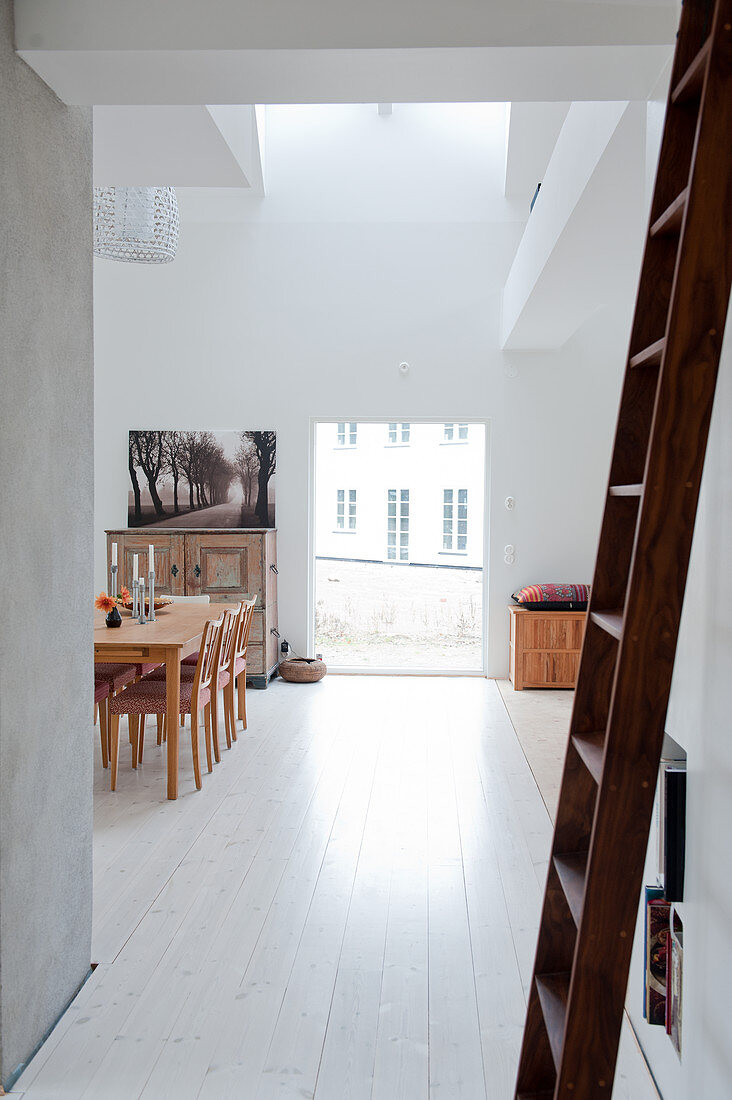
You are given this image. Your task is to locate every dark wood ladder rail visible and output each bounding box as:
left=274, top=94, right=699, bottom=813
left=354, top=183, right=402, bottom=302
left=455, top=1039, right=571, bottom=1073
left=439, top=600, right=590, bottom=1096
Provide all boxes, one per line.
left=514, top=1, right=732, bottom=1096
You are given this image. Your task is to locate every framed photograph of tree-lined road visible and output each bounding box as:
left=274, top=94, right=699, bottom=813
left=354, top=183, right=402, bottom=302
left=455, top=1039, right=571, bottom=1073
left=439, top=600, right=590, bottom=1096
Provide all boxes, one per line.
left=128, top=430, right=276, bottom=529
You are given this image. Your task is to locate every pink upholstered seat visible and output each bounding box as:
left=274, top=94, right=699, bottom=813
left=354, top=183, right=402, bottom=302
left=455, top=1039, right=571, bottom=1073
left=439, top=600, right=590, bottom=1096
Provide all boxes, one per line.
left=109, top=678, right=210, bottom=716
left=94, top=661, right=137, bottom=692
left=181, top=654, right=197, bottom=666
left=137, top=662, right=161, bottom=677
left=144, top=666, right=230, bottom=689
left=94, top=680, right=110, bottom=704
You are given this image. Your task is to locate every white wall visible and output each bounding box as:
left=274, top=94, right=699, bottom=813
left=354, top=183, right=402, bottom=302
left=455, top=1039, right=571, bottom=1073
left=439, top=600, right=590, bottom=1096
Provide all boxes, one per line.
left=94, top=103, right=630, bottom=676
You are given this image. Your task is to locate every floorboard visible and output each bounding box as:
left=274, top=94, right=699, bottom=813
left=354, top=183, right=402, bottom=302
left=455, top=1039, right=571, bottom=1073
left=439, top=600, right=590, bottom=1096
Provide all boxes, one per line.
left=13, top=677, right=658, bottom=1099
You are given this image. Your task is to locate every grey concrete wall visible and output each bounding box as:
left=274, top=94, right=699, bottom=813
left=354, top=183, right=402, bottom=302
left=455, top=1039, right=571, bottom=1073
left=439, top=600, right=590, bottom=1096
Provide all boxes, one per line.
left=0, top=0, right=93, bottom=1086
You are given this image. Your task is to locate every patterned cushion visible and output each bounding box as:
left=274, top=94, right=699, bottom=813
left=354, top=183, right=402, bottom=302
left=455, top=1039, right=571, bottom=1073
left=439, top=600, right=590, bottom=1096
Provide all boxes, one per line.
left=181, top=655, right=198, bottom=666
left=234, top=656, right=246, bottom=676
left=94, top=680, right=110, bottom=704
left=511, top=583, right=590, bottom=610
left=137, top=662, right=161, bottom=677
left=145, top=666, right=231, bottom=689
left=109, top=679, right=210, bottom=716
left=94, top=662, right=137, bottom=691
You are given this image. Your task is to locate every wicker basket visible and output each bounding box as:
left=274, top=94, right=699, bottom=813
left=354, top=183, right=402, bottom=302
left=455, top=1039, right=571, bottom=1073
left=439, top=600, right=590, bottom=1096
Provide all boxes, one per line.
left=278, top=657, right=327, bottom=683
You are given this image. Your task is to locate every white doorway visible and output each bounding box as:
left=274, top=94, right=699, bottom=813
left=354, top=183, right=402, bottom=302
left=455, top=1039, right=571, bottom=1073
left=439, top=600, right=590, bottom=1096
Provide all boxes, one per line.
left=312, top=419, right=487, bottom=673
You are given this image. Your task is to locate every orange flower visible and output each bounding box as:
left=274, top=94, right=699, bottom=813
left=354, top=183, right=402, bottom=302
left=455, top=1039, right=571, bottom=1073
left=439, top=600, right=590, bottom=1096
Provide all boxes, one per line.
left=95, top=592, right=117, bottom=613
left=117, top=587, right=131, bottom=604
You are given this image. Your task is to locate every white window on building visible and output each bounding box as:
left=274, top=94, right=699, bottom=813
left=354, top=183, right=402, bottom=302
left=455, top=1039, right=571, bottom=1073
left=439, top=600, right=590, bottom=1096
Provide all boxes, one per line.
left=337, top=489, right=357, bottom=530
left=444, top=422, right=468, bottom=442
left=443, top=488, right=468, bottom=551
left=388, top=422, right=411, bottom=444
left=337, top=422, right=358, bottom=446
left=387, top=489, right=410, bottom=561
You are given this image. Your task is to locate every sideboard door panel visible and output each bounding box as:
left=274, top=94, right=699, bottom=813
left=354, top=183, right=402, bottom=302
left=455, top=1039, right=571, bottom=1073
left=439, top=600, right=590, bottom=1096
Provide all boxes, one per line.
left=185, top=534, right=261, bottom=601
left=107, top=532, right=185, bottom=595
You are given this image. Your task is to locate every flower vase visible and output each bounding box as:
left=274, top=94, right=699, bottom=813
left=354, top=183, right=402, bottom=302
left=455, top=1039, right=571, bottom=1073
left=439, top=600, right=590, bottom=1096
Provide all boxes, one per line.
left=105, top=605, right=122, bottom=628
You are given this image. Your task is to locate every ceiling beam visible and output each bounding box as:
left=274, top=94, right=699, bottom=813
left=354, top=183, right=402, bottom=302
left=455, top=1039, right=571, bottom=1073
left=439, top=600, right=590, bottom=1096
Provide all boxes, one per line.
left=16, top=44, right=674, bottom=107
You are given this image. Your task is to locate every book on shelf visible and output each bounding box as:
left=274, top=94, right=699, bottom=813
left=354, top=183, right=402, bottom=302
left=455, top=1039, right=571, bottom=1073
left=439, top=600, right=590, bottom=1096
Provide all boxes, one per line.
left=644, top=887, right=671, bottom=1026
left=666, top=907, right=683, bottom=1055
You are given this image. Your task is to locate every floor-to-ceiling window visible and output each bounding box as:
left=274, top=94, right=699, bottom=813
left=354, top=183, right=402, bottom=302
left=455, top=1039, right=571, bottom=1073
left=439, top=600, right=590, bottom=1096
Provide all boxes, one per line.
left=313, top=420, right=486, bottom=671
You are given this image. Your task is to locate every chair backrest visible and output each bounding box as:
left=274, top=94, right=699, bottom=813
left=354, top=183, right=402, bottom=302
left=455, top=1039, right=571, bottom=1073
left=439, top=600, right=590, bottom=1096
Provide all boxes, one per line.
left=168, top=595, right=211, bottom=604
left=234, top=596, right=258, bottom=662
left=191, top=616, right=224, bottom=705
left=216, top=608, right=239, bottom=679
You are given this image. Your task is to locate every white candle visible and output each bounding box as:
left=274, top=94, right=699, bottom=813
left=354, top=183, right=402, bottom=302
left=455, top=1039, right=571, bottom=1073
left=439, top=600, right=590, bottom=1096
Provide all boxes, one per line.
left=148, top=544, right=155, bottom=574
left=111, top=542, right=117, bottom=566
left=133, top=554, right=139, bottom=581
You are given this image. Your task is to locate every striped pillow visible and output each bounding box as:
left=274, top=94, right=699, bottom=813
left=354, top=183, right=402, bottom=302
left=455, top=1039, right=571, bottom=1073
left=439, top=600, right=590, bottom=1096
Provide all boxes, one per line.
left=512, top=583, right=590, bottom=610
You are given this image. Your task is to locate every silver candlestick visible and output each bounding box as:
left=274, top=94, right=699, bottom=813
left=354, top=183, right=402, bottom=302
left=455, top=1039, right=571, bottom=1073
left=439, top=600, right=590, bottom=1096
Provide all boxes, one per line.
left=148, top=570, right=156, bottom=621
left=138, top=577, right=147, bottom=625
left=110, top=562, right=118, bottom=600
left=132, top=577, right=139, bottom=618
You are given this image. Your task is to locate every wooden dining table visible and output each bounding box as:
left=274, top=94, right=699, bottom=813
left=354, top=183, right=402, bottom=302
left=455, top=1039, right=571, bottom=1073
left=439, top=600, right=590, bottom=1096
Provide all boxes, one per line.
left=94, top=602, right=234, bottom=799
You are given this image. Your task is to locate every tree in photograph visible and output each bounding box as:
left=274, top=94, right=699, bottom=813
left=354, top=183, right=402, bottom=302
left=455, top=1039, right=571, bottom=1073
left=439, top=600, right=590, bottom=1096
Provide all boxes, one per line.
left=244, top=430, right=276, bottom=526
left=162, top=430, right=184, bottom=514
left=233, top=437, right=258, bottom=507
left=128, top=435, right=142, bottom=523
left=178, top=431, right=197, bottom=510
left=192, top=431, right=217, bottom=507
left=131, top=429, right=166, bottom=517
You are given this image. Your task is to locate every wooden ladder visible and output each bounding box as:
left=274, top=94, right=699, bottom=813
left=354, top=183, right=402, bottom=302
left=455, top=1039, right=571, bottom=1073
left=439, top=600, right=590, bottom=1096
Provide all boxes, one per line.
left=514, top=1, right=732, bottom=1097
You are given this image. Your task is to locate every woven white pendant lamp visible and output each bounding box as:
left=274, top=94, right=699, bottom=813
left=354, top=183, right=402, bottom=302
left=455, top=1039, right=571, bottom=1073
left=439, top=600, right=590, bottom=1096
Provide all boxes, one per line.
left=93, top=186, right=179, bottom=263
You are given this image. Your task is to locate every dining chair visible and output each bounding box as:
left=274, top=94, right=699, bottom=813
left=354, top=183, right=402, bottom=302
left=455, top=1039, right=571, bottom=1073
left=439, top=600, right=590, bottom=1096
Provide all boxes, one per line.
left=233, top=597, right=257, bottom=730
left=94, top=679, right=111, bottom=769
left=168, top=598, right=254, bottom=738
left=142, top=607, right=240, bottom=761
left=107, top=615, right=224, bottom=791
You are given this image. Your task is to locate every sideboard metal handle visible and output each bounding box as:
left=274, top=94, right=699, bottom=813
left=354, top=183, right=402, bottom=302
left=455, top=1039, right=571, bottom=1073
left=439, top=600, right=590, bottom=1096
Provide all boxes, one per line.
left=270, top=628, right=280, bottom=637
left=194, top=564, right=201, bottom=578
left=270, top=564, right=279, bottom=574
left=171, top=564, right=179, bottom=577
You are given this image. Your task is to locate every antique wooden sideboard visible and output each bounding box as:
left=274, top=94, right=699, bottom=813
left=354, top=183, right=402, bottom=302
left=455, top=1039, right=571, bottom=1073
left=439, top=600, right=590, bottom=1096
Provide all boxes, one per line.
left=106, top=529, right=279, bottom=687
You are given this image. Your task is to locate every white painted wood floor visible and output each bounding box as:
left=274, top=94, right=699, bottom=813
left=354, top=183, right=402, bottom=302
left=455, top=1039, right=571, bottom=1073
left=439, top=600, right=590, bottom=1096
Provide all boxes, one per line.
left=13, top=677, right=658, bottom=1099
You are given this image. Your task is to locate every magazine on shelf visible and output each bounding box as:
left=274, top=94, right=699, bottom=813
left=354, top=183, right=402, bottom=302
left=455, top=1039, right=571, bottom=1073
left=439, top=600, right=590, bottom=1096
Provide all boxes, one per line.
left=666, top=907, right=683, bottom=1055
left=645, top=887, right=671, bottom=1026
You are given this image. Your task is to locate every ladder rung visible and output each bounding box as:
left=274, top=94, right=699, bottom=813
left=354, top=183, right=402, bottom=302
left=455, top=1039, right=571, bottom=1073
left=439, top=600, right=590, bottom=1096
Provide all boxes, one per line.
left=571, top=732, right=605, bottom=784
left=535, top=973, right=570, bottom=1071
left=590, top=610, right=623, bottom=640
left=672, top=36, right=712, bottom=104
left=554, top=852, right=588, bottom=926
left=609, top=483, right=643, bottom=497
left=650, top=187, right=689, bottom=237
left=629, top=338, right=665, bottom=368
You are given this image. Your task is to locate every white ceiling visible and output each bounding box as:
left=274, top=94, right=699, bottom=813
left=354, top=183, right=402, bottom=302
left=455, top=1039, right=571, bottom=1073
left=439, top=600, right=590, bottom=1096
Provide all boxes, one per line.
left=16, top=0, right=678, bottom=106
left=14, top=0, right=679, bottom=51
left=19, top=0, right=678, bottom=239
